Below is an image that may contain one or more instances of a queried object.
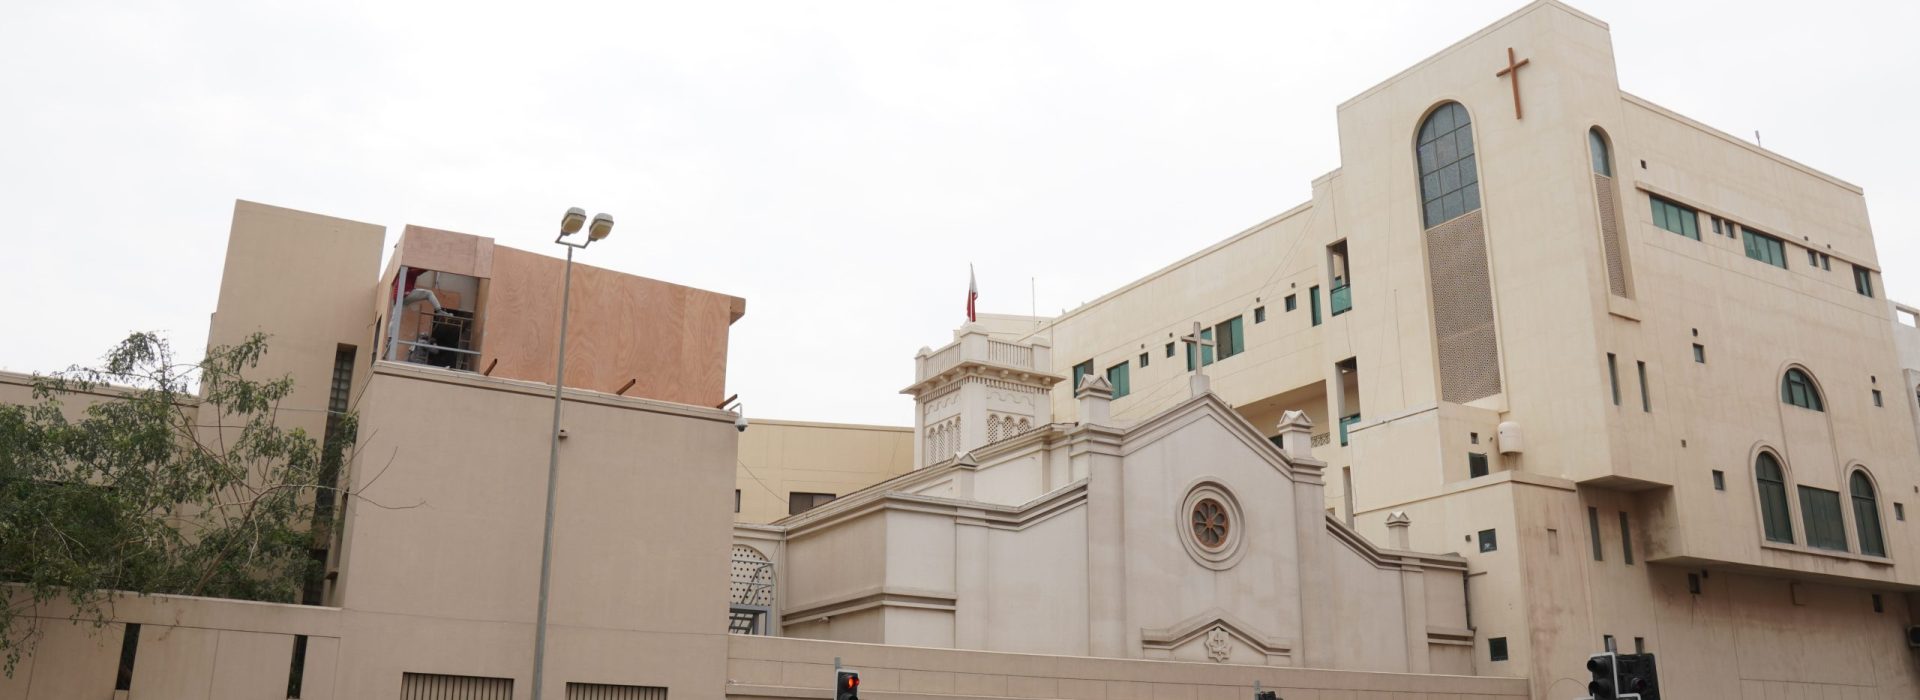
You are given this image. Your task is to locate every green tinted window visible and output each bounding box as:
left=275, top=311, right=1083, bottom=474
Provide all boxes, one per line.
left=1743, top=229, right=1787, bottom=268
left=1416, top=102, right=1481, bottom=228
left=1649, top=196, right=1699, bottom=240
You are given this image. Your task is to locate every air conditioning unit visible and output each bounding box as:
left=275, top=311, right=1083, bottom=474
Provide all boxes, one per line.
left=1496, top=421, right=1523, bottom=455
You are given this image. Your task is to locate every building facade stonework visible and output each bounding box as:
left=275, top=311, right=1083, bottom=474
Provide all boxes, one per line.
left=6, top=3, right=1920, bottom=700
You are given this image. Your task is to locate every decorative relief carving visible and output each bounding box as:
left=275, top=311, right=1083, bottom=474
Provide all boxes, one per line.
left=1204, top=627, right=1233, bottom=663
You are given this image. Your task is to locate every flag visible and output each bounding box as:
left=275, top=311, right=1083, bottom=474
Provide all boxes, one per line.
left=966, top=264, right=978, bottom=322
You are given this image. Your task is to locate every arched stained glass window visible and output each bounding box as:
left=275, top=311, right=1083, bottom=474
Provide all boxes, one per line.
left=1852, top=470, right=1886, bottom=557
left=1416, top=102, right=1481, bottom=228
left=1756, top=453, right=1794, bottom=543
left=1781, top=368, right=1824, bottom=411
left=1588, top=128, right=1612, bottom=176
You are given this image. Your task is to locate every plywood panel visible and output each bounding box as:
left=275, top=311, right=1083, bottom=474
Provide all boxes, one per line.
left=479, top=245, right=743, bottom=407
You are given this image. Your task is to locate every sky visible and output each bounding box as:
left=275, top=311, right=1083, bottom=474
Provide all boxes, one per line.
left=2, top=0, right=1915, bottom=426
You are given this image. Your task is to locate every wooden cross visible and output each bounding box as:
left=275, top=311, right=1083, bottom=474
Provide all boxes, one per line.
left=1180, top=321, right=1215, bottom=376
left=1494, top=47, right=1531, bottom=119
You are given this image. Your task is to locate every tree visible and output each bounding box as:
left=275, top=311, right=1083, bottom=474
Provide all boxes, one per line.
left=0, top=331, right=358, bottom=675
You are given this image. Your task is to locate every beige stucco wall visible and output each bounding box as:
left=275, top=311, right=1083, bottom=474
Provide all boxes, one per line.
left=329, top=362, right=740, bottom=699
left=735, top=419, right=915, bottom=524
left=724, top=634, right=1529, bottom=700
left=206, top=200, right=386, bottom=442
left=1, top=589, right=341, bottom=700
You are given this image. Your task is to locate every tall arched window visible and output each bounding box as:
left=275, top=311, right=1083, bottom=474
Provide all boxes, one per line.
left=1756, top=452, right=1794, bottom=543
left=1781, top=368, right=1824, bottom=411
left=1416, top=102, right=1480, bottom=228
left=1852, top=470, right=1886, bottom=557
left=1588, top=128, right=1612, bottom=176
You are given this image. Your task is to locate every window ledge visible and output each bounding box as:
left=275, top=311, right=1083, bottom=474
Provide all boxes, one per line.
left=1758, top=539, right=1894, bottom=566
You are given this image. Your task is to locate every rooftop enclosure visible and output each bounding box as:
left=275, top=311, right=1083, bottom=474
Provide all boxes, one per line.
left=375, top=225, right=747, bottom=407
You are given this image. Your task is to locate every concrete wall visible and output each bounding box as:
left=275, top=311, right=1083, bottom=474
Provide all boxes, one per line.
left=1, top=589, right=341, bottom=700
left=207, top=200, right=386, bottom=440
left=330, top=362, right=740, bottom=699
left=724, top=635, right=1529, bottom=700
left=735, top=419, right=915, bottom=524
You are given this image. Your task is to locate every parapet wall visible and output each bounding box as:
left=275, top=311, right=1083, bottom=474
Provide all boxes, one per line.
left=725, top=634, right=1529, bottom=700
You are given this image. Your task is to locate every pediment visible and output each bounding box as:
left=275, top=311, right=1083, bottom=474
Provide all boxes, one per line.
left=1117, top=393, right=1324, bottom=483
left=1139, top=607, right=1293, bottom=664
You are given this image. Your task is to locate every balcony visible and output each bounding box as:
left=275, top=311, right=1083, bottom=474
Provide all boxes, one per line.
left=1330, top=284, right=1352, bottom=316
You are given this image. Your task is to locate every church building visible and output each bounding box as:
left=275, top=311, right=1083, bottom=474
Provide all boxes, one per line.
left=734, top=1, right=1920, bottom=697
left=6, top=2, right=1919, bottom=700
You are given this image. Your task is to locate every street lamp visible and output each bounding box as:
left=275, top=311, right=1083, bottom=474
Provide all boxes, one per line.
left=532, top=206, right=614, bottom=700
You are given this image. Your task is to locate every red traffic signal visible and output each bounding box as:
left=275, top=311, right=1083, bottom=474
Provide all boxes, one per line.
left=836, top=670, right=861, bottom=700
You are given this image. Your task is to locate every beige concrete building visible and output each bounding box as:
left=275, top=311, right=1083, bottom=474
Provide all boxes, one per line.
left=8, top=2, right=1920, bottom=699
left=842, top=2, right=1919, bottom=696
left=734, top=419, right=915, bottom=524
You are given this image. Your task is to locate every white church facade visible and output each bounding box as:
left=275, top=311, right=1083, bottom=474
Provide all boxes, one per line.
left=736, top=328, right=1474, bottom=674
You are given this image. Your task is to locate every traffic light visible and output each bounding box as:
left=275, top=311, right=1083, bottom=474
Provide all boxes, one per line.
left=1587, top=651, right=1659, bottom=700
left=1586, top=652, right=1618, bottom=700
left=1614, top=653, right=1660, bottom=700
left=835, top=670, right=860, bottom=700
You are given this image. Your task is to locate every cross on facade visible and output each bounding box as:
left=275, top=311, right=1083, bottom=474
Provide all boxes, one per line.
left=1180, top=321, right=1215, bottom=376
left=1494, top=47, right=1531, bottom=119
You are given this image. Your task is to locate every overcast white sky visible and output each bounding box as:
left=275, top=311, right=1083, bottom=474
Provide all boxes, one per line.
left=2, top=1, right=1915, bottom=426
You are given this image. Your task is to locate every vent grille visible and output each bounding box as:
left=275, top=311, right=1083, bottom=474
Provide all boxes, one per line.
left=400, top=672, right=513, bottom=700
left=1425, top=209, right=1502, bottom=403
left=1594, top=173, right=1628, bottom=297
left=568, top=683, right=668, bottom=700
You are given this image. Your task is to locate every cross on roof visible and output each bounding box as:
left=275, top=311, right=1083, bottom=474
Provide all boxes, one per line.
left=1180, top=321, right=1215, bottom=377
left=1495, top=47, right=1531, bottom=120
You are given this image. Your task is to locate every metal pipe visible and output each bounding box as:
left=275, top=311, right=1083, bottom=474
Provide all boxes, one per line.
left=531, top=245, right=574, bottom=700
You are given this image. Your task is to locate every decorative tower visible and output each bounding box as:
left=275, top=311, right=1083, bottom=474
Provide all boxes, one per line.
left=901, top=325, right=1064, bottom=469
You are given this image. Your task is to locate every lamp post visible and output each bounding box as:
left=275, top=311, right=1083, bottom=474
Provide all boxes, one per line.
left=532, top=206, right=614, bottom=700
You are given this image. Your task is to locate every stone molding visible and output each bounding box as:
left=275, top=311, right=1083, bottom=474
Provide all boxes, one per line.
left=1139, top=607, right=1295, bottom=663
left=780, top=586, right=959, bottom=626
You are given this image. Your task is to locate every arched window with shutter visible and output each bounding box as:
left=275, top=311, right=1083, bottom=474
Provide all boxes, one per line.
left=1852, top=470, right=1886, bottom=557
left=1755, top=452, right=1794, bottom=543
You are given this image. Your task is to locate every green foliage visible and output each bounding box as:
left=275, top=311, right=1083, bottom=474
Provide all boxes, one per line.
left=0, top=332, right=356, bottom=675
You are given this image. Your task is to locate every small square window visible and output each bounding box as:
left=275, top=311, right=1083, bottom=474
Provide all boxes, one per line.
left=1712, top=470, right=1725, bottom=491
left=1165, top=342, right=1175, bottom=358
left=1478, top=529, right=1497, bottom=553
left=1470, top=432, right=1479, bottom=445
left=1822, top=254, right=1832, bottom=270
left=1692, top=344, right=1706, bottom=363
left=1254, top=306, right=1267, bottom=323
left=734, top=489, right=741, bottom=513
left=1873, top=593, right=1884, bottom=613
left=1469, top=452, right=1489, bottom=478
left=1896, top=502, right=1906, bottom=521
left=1139, top=352, right=1149, bottom=368
left=1284, top=294, right=1297, bottom=311
left=1488, top=637, right=1508, bottom=662
left=1633, top=637, right=1645, bottom=653
left=1687, top=573, right=1702, bottom=595
left=1807, top=249, right=1819, bottom=266
left=1873, top=389, right=1883, bottom=407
